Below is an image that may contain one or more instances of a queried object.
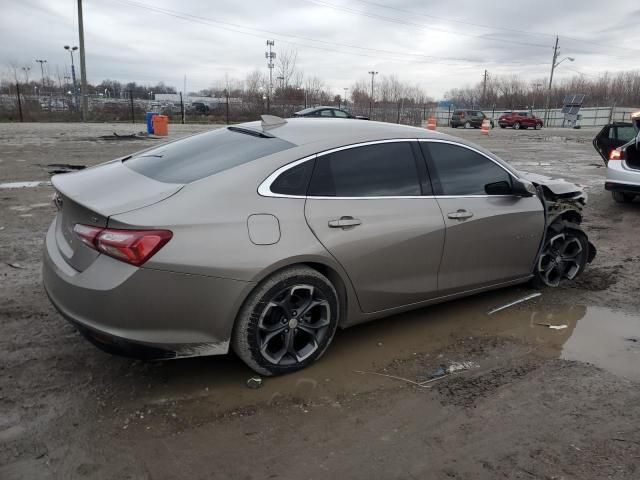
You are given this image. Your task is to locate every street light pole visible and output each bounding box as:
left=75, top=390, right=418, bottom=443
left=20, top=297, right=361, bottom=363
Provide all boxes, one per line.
left=368, top=71, right=378, bottom=118
left=343, top=87, right=348, bottom=108
left=544, top=36, right=574, bottom=124
left=64, top=46, right=80, bottom=111
left=35, top=59, right=47, bottom=96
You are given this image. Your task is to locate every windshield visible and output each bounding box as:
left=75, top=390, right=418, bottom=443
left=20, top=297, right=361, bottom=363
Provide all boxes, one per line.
left=125, top=127, right=295, bottom=183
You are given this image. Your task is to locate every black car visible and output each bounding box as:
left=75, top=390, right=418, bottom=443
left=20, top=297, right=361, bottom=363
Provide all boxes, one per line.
left=450, top=109, right=494, bottom=129
left=293, top=106, right=368, bottom=120
left=190, top=102, right=210, bottom=115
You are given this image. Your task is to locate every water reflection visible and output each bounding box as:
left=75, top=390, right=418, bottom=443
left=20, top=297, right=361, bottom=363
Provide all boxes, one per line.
left=120, top=288, right=639, bottom=413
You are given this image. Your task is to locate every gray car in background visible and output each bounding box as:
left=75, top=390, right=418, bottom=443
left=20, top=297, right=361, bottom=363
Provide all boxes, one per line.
left=43, top=117, right=595, bottom=375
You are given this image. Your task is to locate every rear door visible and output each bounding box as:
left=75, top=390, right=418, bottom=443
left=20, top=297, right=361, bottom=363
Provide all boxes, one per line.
left=304, top=140, right=445, bottom=313
left=593, top=123, right=636, bottom=164
left=420, top=140, right=544, bottom=295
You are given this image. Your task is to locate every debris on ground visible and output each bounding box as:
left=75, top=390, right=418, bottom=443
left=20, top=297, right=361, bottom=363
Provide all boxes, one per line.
left=0, top=181, right=51, bottom=189
left=536, top=323, right=569, bottom=330
left=45, top=163, right=86, bottom=174
left=98, top=132, right=160, bottom=141
left=487, top=292, right=542, bottom=315
left=357, top=361, right=481, bottom=388
left=246, top=377, right=263, bottom=389
left=6, top=262, right=26, bottom=269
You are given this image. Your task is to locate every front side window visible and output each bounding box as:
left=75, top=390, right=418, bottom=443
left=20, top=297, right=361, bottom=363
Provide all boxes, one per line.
left=308, top=142, right=421, bottom=197
left=423, top=142, right=512, bottom=196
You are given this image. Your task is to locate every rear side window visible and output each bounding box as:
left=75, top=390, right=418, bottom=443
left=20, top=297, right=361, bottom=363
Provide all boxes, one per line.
left=423, top=142, right=512, bottom=196
left=616, top=126, right=637, bottom=142
left=270, top=160, right=315, bottom=196
left=308, top=142, right=421, bottom=197
left=125, top=128, right=295, bottom=183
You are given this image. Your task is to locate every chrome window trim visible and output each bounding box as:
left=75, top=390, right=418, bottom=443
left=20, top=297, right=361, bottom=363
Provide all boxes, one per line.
left=417, top=138, right=519, bottom=180
left=257, top=138, right=519, bottom=199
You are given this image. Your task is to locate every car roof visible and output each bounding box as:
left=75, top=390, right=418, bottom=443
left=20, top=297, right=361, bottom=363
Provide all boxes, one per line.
left=239, top=117, right=446, bottom=146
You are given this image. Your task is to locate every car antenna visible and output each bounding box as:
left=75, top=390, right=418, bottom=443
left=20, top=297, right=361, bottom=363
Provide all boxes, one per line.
left=261, top=115, right=287, bottom=129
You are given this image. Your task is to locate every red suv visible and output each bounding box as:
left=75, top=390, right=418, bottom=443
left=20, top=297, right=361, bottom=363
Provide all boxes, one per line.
left=498, top=111, right=543, bottom=130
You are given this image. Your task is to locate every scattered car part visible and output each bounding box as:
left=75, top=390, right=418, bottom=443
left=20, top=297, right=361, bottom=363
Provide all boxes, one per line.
left=487, top=292, right=542, bottom=315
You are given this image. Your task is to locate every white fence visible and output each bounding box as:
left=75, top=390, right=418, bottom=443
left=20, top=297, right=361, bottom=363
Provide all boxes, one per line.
left=433, top=106, right=639, bottom=128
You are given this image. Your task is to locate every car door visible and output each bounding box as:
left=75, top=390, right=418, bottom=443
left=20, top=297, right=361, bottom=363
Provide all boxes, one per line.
left=304, top=140, right=445, bottom=313
left=420, top=140, right=544, bottom=295
left=593, top=123, right=636, bottom=164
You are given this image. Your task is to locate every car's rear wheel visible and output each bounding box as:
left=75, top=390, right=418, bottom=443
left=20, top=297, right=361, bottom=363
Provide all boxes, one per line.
left=513, top=122, right=521, bottom=130
left=612, top=191, right=635, bottom=203
left=464, top=121, right=471, bottom=129
left=533, top=224, right=589, bottom=287
left=534, top=123, right=541, bottom=130
left=232, top=266, right=339, bottom=376
left=500, top=125, right=506, bottom=129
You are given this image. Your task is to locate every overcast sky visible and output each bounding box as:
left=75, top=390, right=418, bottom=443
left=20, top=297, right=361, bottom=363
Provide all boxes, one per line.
left=2, top=0, right=640, bottom=98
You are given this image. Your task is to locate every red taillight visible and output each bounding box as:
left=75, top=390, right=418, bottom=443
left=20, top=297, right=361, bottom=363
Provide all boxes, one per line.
left=460, top=112, right=465, bottom=118
left=73, top=224, right=172, bottom=266
left=609, top=148, right=624, bottom=161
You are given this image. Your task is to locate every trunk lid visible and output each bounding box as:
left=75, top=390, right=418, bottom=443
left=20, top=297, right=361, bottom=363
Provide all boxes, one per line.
left=52, top=160, right=183, bottom=271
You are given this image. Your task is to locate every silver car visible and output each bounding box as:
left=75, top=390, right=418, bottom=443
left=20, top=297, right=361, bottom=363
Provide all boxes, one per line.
left=43, top=116, right=595, bottom=375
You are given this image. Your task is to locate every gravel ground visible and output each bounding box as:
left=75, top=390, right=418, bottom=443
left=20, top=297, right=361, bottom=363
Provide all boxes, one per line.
left=1, top=122, right=639, bottom=479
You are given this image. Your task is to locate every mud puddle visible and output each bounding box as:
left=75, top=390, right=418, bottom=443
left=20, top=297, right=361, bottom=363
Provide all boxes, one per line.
left=108, top=289, right=639, bottom=419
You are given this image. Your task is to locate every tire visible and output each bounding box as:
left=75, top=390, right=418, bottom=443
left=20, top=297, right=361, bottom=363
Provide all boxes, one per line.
left=500, top=125, right=506, bottom=129
left=532, top=222, right=589, bottom=288
left=534, top=123, right=541, bottom=130
left=464, top=121, right=471, bottom=129
left=513, top=122, right=521, bottom=130
left=612, top=191, right=635, bottom=203
left=232, top=266, right=339, bottom=376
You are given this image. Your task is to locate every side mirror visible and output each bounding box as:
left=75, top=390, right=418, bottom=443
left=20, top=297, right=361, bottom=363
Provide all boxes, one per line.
left=511, top=179, right=536, bottom=197
left=484, top=181, right=512, bottom=195
left=484, top=179, right=536, bottom=197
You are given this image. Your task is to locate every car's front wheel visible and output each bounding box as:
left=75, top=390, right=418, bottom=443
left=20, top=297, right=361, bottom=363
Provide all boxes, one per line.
left=464, top=121, right=471, bottom=129
left=533, top=223, right=589, bottom=287
left=232, top=266, right=339, bottom=376
left=513, top=122, right=521, bottom=130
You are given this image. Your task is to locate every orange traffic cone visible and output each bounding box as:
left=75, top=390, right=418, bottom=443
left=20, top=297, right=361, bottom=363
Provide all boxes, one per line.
left=481, top=119, right=490, bottom=135
left=427, top=117, right=437, bottom=130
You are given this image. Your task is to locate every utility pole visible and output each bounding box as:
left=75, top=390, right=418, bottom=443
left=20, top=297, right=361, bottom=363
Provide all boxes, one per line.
left=265, top=40, right=275, bottom=113
left=482, top=69, right=488, bottom=107
left=544, top=36, right=559, bottom=124
left=343, top=87, right=348, bottom=108
left=77, top=0, right=88, bottom=121
left=368, top=70, right=378, bottom=118
left=36, top=59, right=47, bottom=95
left=16, top=83, right=23, bottom=122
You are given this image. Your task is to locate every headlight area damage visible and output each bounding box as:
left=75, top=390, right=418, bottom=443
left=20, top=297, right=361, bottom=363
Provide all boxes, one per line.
left=523, top=172, right=597, bottom=287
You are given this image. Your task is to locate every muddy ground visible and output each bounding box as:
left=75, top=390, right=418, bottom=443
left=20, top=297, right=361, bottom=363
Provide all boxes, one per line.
left=1, top=122, right=639, bottom=479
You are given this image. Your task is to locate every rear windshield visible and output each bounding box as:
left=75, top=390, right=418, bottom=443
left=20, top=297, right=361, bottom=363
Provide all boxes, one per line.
left=125, top=128, right=295, bottom=183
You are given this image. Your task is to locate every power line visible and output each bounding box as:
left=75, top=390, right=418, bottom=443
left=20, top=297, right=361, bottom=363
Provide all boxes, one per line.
left=303, top=0, right=640, bottom=59
left=301, top=0, right=552, bottom=49
left=106, top=0, right=536, bottom=66
left=352, top=0, right=640, bottom=55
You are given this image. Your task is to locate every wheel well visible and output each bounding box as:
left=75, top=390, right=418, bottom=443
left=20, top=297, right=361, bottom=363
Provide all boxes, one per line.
left=555, top=210, right=582, bottom=225
left=302, top=262, right=349, bottom=326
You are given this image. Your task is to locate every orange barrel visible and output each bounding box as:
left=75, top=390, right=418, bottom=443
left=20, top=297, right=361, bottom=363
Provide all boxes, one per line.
left=152, top=115, right=169, bottom=136
left=427, top=117, right=436, bottom=130
left=481, top=119, right=490, bottom=135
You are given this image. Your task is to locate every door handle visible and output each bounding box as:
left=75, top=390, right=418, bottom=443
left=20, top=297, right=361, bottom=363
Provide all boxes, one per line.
left=328, top=216, right=362, bottom=228
left=447, top=209, right=474, bottom=220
